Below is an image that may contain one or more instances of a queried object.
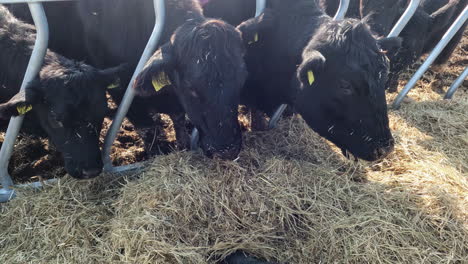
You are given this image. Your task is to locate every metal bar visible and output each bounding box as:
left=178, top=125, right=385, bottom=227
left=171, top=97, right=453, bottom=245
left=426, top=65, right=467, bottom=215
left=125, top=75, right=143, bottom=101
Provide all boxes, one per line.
left=387, top=0, right=420, bottom=38
left=255, top=0, right=266, bottom=17
left=102, top=0, right=166, bottom=172
left=0, top=179, right=57, bottom=203
left=333, top=0, right=349, bottom=20
left=444, top=66, right=468, bottom=99
left=393, top=6, right=468, bottom=109
left=0, top=2, right=49, bottom=203
left=190, top=128, right=199, bottom=151
left=268, top=104, right=287, bottom=130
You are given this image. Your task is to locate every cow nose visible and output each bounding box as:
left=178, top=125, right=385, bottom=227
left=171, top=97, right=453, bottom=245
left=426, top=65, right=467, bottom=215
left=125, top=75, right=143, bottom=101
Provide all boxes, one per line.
left=81, top=168, right=102, bottom=179
left=374, top=139, right=395, bottom=160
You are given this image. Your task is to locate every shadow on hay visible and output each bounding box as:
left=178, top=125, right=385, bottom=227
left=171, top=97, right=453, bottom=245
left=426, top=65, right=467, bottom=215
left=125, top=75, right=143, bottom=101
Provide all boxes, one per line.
left=391, top=99, right=468, bottom=173
left=1, top=116, right=467, bottom=263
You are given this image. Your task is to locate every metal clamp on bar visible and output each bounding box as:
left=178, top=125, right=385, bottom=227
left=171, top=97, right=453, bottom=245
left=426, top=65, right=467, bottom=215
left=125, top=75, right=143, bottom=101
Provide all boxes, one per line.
left=0, top=2, right=49, bottom=203
left=393, top=6, right=468, bottom=109
left=191, top=0, right=268, bottom=150
left=101, top=0, right=166, bottom=173
left=333, top=0, right=349, bottom=20
left=387, top=0, right=420, bottom=38
left=268, top=0, right=350, bottom=130
left=444, top=66, right=468, bottom=99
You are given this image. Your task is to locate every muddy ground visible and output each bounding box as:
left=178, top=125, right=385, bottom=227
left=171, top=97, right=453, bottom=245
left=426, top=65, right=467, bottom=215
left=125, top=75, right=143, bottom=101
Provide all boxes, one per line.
left=1, top=31, right=467, bottom=184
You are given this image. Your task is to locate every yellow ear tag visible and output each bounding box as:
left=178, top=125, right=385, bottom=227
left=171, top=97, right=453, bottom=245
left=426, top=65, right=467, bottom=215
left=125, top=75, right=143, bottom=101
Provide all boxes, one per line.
left=17, top=104, right=33, bottom=115
left=152, top=72, right=171, bottom=92
left=107, top=83, right=119, bottom=89
left=307, top=70, right=315, bottom=86
left=248, top=33, right=259, bottom=45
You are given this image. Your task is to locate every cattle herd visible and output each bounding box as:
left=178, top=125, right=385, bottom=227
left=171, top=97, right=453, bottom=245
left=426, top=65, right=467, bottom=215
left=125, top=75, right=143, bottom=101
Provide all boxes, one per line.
left=0, top=0, right=466, bottom=178
left=0, top=0, right=466, bottom=263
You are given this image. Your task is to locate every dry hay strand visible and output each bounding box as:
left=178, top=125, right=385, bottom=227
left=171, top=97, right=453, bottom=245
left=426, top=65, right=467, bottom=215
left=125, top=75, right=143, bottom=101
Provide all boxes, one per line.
left=99, top=115, right=467, bottom=264
left=1, top=35, right=467, bottom=263
left=0, top=174, right=128, bottom=263
left=1, top=105, right=467, bottom=263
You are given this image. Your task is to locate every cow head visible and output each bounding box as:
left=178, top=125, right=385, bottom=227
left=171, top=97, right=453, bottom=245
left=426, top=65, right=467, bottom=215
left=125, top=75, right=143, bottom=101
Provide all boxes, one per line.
left=134, top=19, right=246, bottom=160
left=0, top=61, right=124, bottom=179
left=293, top=19, right=401, bottom=161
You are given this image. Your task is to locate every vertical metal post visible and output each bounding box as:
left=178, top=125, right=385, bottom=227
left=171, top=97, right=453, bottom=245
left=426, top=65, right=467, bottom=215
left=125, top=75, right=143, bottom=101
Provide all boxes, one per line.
left=268, top=0, right=351, bottom=130
left=255, top=0, right=266, bottom=17
left=102, top=0, right=166, bottom=172
left=444, top=66, right=468, bottom=99
left=0, top=2, right=49, bottom=202
left=393, top=6, right=468, bottom=108
left=333, top=0, right=349, bottom=20
left=387, top=0, right=420, bottom=38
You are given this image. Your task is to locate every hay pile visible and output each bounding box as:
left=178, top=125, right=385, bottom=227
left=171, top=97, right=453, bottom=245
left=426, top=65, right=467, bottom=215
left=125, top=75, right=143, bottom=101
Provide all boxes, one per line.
left=1, top=34, right=467, bottom=264
left=1, top=95, right=467, bottom=263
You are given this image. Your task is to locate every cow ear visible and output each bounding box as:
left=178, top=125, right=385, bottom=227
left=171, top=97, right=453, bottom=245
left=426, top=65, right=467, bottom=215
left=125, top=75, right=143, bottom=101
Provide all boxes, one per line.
left=97, top=63, right=128, bottom=90
left=0, top=82, right=41, bottom=120
left=377, top=37, right=402, bottom=54
left=429, top=1, right=458, bottom=36
left=133, top=43, right=175, bottom=97
left=298, top=50, right=326, bottom=87
left=236, top=8, right=276, bottom=45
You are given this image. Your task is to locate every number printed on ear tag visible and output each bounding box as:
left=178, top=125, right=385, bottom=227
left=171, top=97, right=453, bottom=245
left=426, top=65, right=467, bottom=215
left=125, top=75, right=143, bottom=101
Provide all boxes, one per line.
left=152, top=72, right=171, bottom=92
left=17, top=104, right=32, bottom=115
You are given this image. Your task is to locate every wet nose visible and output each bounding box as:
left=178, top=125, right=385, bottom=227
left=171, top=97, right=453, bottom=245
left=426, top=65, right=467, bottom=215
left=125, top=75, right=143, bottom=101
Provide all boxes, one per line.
left=81, top=168, right=102, bottom=179
left=374, top=138, right=395, bottom=159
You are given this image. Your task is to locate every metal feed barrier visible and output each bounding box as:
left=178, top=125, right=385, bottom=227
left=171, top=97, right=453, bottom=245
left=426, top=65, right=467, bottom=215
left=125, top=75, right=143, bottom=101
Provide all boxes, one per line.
left=0, top=0, right=66, bottom=203
left=1, top=0, right=466, bottom=201
left=393, top=5, right=468, bottom=108
left=0, top=0, right=268, bottom=202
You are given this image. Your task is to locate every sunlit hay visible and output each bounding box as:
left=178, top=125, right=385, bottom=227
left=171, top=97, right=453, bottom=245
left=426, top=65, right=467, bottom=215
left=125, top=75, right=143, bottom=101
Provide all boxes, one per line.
left=0, top=32, right=467, bottom=264
left=97, top=109, right=466, bottom=263
left=0, top=174, right=128, bottom=263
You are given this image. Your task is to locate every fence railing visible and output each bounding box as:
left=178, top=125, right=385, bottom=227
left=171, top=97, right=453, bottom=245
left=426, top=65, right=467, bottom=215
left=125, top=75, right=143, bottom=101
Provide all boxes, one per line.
left=393, top=5, right=468, bottom=108
left=0, top=0, right=466, bottom=202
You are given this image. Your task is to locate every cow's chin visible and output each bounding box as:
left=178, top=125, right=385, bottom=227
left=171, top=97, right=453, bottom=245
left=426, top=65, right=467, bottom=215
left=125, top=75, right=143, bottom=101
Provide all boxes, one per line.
left=339, top=143, right=394, bottom=162
left=200, top=137, right=242, bottom=161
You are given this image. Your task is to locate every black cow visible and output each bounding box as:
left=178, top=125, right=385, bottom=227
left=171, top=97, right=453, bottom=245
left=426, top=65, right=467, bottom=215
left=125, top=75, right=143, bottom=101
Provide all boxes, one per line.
left=0, top=5, right=123, bottom=179
left=74, top=0, right=247, bottom=160
left=320, top=0, right=466, bottom=91
left=237, top=0, right=401, bottom=161
left=6, top=2, right=88, bottom=62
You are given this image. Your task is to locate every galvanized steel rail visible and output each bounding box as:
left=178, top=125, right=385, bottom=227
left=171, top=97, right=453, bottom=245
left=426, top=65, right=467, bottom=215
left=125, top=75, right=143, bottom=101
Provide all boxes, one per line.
left=444, top=66, right=468, bottom=99
left=0, top=0, right=60, bottom=202
left=101, top=0, right=166, bottom=173
left=387, top=0, right=420, bottom=38
left=393, top=6, right=468, bottom=108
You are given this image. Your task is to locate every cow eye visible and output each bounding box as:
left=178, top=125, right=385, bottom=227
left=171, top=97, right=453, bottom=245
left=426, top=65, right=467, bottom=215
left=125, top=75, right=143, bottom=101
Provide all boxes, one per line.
left=340, top=80, right=353, bottom=96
